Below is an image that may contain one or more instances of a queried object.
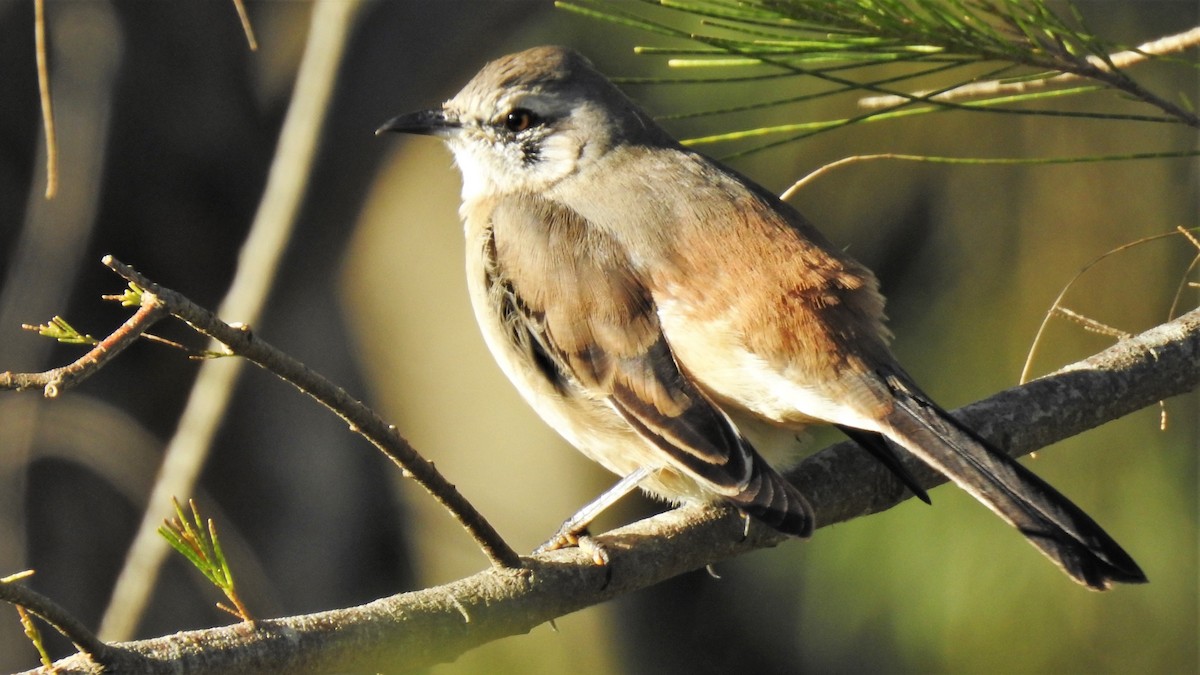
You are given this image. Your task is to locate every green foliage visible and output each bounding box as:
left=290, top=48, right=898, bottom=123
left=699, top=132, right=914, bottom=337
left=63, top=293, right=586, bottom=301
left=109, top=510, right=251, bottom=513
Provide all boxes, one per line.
left=22, top=316, right=98, bottom=346
left=15, top=606, right=52, bottom=670
left=559, top=0, right=1198, bottom=155
left=102, top=281, right=146, bottom=307
left=158, top=498, right=252, bottom=622
left=2, top=572, right=51, bottom=670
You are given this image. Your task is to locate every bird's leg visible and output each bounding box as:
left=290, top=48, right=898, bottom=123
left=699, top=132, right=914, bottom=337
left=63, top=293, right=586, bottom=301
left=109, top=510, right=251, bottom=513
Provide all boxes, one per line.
left=535, top=466, right=654, bottom=564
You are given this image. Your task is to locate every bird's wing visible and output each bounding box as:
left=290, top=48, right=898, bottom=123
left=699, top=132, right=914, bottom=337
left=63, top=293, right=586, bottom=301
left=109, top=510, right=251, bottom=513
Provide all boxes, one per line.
left=645, top=173, right=1143, bottom=589
left=486, top=195, right=812, bottom=536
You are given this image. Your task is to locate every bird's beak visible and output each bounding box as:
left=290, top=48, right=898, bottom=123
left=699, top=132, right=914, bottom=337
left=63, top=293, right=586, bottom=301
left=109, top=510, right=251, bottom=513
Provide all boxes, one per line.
left=375, top=108, right=460, bottom=137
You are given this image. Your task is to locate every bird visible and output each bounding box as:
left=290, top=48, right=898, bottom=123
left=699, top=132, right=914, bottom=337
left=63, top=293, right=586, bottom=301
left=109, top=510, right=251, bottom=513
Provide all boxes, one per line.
left=377, top=45, right=1145, bottom=590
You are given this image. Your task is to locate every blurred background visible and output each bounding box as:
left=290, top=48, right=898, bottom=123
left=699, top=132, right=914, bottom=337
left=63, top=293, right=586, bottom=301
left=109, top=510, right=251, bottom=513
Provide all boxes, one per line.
left=0, top=1, right=1195, bottom=673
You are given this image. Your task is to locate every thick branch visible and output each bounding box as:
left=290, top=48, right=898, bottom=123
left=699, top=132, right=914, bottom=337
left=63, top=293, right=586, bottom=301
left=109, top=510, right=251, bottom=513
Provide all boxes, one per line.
left=23, top=308, right=1199, bottom=674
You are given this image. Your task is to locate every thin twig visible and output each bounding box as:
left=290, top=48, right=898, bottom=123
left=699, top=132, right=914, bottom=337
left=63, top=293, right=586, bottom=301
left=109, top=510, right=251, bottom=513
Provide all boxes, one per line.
left=0, top=301, right=168, bottom=397
left=33, top=0, right=57, bottom=199
left=0, top=577, right=125, bottom=665
left=779, top=151, right=1199, bottom=201
left=1168, top=226, right=1200, bottom=321
left=231, top=0, right=258, bottom=51
left=0, top=254, right=520, bottom=568
left=781, top=154, right=896, bottom=199
left=1020, top=228, right=1197, bottom=383
left=1052, top=307, right=1130, bottom=339
left=860, top=25, right=1200, bottom=118
left=103, top=256, right=522, bottom=569
left=102, top=0, right=362, bottom=642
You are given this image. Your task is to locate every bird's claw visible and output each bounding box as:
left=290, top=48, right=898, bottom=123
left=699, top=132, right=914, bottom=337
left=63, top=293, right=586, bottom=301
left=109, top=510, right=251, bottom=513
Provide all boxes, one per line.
left=535, top=527, right=611, bottom=568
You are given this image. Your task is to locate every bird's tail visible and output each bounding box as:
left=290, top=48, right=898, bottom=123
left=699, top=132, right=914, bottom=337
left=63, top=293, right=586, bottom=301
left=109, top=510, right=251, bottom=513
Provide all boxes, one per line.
left=727, top=451, right=815, bottom=539
left=878, top=371, right=1146, bottom=590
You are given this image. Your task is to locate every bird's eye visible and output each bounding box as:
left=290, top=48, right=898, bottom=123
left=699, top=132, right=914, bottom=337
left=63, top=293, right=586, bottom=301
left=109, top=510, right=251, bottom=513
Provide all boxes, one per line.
left=503, top=108, right=539, bottom=133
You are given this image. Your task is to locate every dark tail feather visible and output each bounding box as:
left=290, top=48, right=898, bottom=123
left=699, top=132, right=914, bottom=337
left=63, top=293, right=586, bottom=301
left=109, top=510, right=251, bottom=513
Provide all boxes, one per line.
left=729, top=452, right=815, bottom=539
left=879, top=374, right=1145, bottom=590
left=837, top=425, right=931, bottom=505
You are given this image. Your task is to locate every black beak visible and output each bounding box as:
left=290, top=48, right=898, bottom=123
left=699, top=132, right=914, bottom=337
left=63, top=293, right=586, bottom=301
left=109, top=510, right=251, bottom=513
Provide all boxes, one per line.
left=375, top=109, right=460, bottom=137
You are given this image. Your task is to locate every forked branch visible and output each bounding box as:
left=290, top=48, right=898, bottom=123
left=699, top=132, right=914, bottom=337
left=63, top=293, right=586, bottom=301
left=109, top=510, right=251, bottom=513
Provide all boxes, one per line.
left=0, top=256, right=521, bottom=570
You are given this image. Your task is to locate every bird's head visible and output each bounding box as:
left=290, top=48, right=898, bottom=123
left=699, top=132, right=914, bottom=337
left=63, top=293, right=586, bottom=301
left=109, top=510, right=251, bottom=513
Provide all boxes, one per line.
left=377, top=45, right=669, bottom=200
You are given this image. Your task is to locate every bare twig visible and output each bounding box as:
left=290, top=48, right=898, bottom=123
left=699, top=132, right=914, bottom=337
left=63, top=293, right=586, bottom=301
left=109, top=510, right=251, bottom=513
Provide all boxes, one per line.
left=1168, top=226, right=1200, bottom=321
left=1053, top=307, right=1130, bottom=340
left=33, top=0, right=57, bottom=199
left=1021, top=228, right=1197, bottom=383
left=780, top=152, right=1200, bottom=202
left=21, top=307, right=1200, bottom=674
left=102, top=256, right=521, bottom=569
left=231, top=0, right=258, bottom=51
left=781, top=154, right=897, bottom=200
left=101, top=0, right=362, bottom=642
left=1, top=253, right=520, bottom=569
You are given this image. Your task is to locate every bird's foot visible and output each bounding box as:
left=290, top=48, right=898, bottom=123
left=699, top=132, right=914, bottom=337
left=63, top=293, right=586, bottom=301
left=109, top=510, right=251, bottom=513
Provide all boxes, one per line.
left=535, top=526, right=610, bottom=567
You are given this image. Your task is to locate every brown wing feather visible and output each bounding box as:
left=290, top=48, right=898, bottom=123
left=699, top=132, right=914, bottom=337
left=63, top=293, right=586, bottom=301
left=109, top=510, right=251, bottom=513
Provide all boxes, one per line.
left=488, top=195, right=813, bottom=536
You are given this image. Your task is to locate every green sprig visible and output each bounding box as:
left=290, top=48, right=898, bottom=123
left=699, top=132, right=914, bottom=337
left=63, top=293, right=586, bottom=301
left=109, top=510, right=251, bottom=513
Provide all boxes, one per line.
left=102, top=281, right=146, bottom=307
left=22, top=316, right=98, bottom=346
left=16, top=605, right=53, bottom=669
left=558, top=0, right=1198, bottom=157
left=159, top=498, right=252, bottom=622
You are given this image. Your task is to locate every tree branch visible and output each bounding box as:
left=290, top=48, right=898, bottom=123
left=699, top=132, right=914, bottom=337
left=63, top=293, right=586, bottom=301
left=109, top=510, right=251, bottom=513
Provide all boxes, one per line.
left=101, top=0, right=365, bottom=642
left=0, top=256, right=521, bottom=570
left=0, top=301, right=167, bottom=397
left=0, top=577, right=117, bottom=665
left=19, top=308, right=1198, bottom=674
left=102, top=257, right=522, bottom=570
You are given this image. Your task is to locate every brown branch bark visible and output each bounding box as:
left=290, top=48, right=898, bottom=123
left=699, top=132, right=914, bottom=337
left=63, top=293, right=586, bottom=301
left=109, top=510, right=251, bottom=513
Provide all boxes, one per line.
left=17, top=307, right=1198, bottom=674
